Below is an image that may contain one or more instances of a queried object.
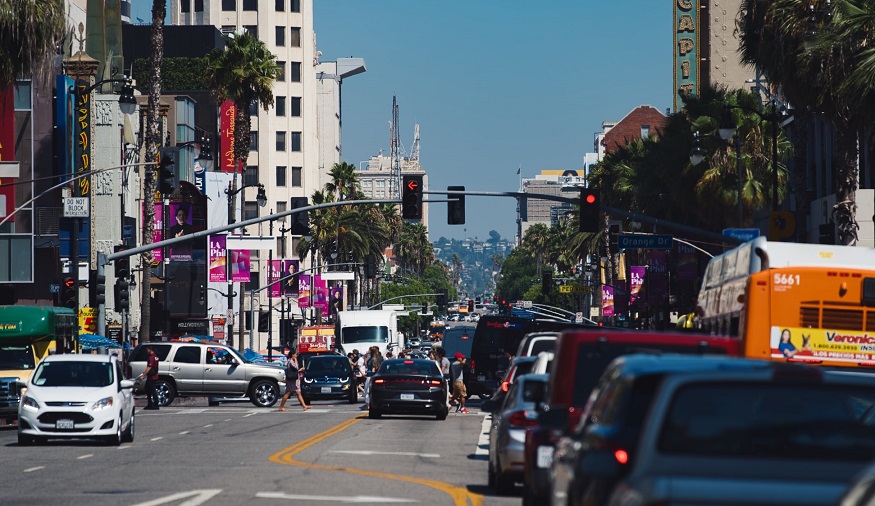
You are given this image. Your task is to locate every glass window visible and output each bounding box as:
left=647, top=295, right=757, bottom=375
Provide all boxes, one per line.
left=244, top=25, right=257, bottom=38
left=276, top=201, right=287, bottom=214
left=275, top=26, right=285, bottom=46
left=248, top=99, right=258, bottom=117
left=291, top=97, right=301, bottom=117
left=291, top=62, right=302, bottom=82
left=242, top=0, right=257, bottom=11
left=641, top=125, right=651, bottom=139
left=221, top=25, right=235, bottom=35
left=194, top=0, right=204, bottom=11
left=276, top=96, right=286, bottom=116
left=244, top=165, right=259, bottom=186
left=173, top=346, right=201, bottom=364
left=291, top=167, right=302, bottom=187
left=244, top=202, right=259, bottom=221
left=275, top=0, right=284, bottom=11
left=32, top=361, right=113, bottom=387
left=276, top=131, right=286, bottom=151
left=181, top=0, right=191, bottom=12
left=362, top=180, right=372, bottom=187
left=291, top=131, right=301, bottom=152
left=276, top=166, right=287, bottom=187
left=277, top=61, right=286, bottom=81
left=14, top=80, right=31, bottom=110
left=290, top=27, right=301, bottom=47
left=291, top=0, right=300, bottom=12
left=249, top=131, right=258, bottom=152
left=221, top=0, right=235, bottom=10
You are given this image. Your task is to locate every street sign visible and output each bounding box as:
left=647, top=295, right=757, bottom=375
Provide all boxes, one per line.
left=63, top=197, right=89, bottom=218
left=723, top=227, right=760, bottom=242
left=559, top=285, right=590, bottom=294
left=617, top=234, right=673, bottom=250
left=522, top=300, right=533, bottom=308
left=49, top=283, right=60, bottom=294
left=575, top=312, right=584, bottom=323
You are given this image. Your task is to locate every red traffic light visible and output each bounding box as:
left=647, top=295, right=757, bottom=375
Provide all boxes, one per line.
left=585, top=193, right=597, bottom=204
left=406, top=179, right=419, bottom=191
left=63, top=277, right=76, bottom=288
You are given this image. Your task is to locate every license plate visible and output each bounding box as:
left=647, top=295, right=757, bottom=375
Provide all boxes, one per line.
left=477, top=375, right=485, bottom=381
left=400, top=393, right=414, bottom=400
left=56, top=419, right=74, bottom=430
left=321, top=387, right=332, bottom=393
left=536, top=446, right=553, bottom=468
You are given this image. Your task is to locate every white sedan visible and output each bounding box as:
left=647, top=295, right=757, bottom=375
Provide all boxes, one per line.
left=18, top=353, right=135, bottom=446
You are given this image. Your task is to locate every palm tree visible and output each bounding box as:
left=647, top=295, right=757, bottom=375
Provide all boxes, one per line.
left=325, top=162, right=360, bottom=202
left=0, top=0, right=65, bottom=87
left=521, top=224, right=551, bottom=277
left=396, top=222, right=433, bottom=276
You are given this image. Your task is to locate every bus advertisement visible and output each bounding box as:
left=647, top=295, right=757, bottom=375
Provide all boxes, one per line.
left=695, top=237, right=875, bottom=368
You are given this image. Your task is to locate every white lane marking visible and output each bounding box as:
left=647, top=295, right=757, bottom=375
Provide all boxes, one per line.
left=179, top=409, right=207, bottom=414
left=117, top=446, right=131, bottom=450
left=255, top=492, right=417, bottom=503
left=224, top=419, right=232, bottom=422
left=130, top=489, right=222, bottom=506
left=243, top=413, right=256, bottom=418
left=476, top=414, right=490, bottom=456
left=23, top=466, right=45, bottom=473
left=77, top=454, right=93, bottom=460
left=151, top=437, right=163, bottom=441
left=328, top=450, right=440, bottom=458
left=203, top=424, right=213, bottom=428
left=179, top=431, right=190, bottom=435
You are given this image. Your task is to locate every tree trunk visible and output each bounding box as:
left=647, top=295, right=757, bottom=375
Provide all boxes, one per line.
left=833, top=127, right=860, bottom=245
left=140, top=0, right=165, bottom=342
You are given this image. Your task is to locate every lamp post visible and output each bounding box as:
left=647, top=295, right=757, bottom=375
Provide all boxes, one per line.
left=225, top=181, right=267, bottom=350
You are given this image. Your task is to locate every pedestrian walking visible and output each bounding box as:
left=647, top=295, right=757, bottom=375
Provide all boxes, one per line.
left=138, top=346, right=160, bottom=410
left=278, top=350, right=311, bottom=412
left=353, top=349, right=366, bottom=396
left=449, top=353, right=469, bottom=413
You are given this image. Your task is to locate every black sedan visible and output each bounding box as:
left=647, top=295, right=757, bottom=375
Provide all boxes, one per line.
left=300, top=355, right=357, bottom=404
left=368, top=359, right=448, bottom=420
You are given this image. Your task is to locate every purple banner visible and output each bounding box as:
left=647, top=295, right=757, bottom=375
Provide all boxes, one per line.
left=602, top=285, right=615, bottom=317
left=268, top=260, right=283, bottom=298
left=675, top=243, right=698, bottom=281
left=313, top=275, right=329, bottom=312
left=646, top=251, right=668, bottom=301
left=282, top=260, right=299, bottom=297
left=630, top=266, right=646, bottom=305
left=168, top=202, right=194, bottom=261
left=230, top=250, right=250, bottom=282
left=298, top=275, right=311, bottom=308
left=208, top=235, right=227, bottom=282
left=143, top=203, right=163, bottom=262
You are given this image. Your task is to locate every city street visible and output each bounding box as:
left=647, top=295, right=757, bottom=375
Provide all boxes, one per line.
left=0, top=398, right=519, bottom=506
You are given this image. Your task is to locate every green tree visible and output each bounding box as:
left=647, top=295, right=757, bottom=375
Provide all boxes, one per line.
left=0, top=0, right=65, bottom=88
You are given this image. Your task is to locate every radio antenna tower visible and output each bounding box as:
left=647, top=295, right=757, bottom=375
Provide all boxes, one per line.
left=390, top=95, right=401, bottom=199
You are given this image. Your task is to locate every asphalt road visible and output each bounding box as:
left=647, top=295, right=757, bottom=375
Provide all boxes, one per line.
left=0, top=397, right=520, bottom=506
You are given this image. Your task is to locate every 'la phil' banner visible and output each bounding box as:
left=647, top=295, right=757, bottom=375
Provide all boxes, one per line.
left=230, top=250, right=250, bottom=282
left=141, top=203, right=164, bottom=263
left=208, top=235, right=226, bottom=282
left=268, top=260, right=283, bottom=298
left=298, top=275, right=311, bottom=308
left=630, top=266, right=646, bottom=305
left=602, top=285, right=615, bottom=317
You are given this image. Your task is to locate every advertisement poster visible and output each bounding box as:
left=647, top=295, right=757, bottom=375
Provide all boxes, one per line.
left=167, top=202, right=194, bottom=261
left=630, top=266, right=646, bottom=305
left=282, top=260, right=300, bottom=297
left=0, top=87, right=15, bottom=221
left=230, top=250, right=250, bottom=282
left=220, top=101, right=236, bottom=173
left=268, top=260, right=283, bottom=298
left=675, top=243, right=698, bottom=281
left=208, top=235, right=226, bottom=282
left=298, top=275, right=311, bottom=308
left=769, top=326, right=875, bottom=364
left=142, top=203, right=163, bottom=263
left=646, top=251, right=667, bottom=302
left=313, top=275, right=329, bottom=312
left=329, top=286, right=343, bottom=315
left=602, top=285, right=615, bottom=317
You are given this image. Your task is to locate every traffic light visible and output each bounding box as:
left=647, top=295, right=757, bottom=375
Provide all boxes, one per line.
left=365, top=254, right=377, bottom=279
left=475, top=296, right=481, bottom=305
left=542, top=271, right=552, bottom=294
left=467, top=299, right=474, bottom=313
left=115, top=278, right=129, bottom=311
left=421, top=302, right=428, bottom=315
left=447, top=185, right=465, bottom=225
left=92, top=271, right=106, bottom=305
left=157, top=154, right=176, bottom=195
left=290, top=197, right=310, bottom=236
left=609, top=222, right=621, bottom=254
left=402, top=175, right=423, bottom=219
left=258, top=310, right=270, bottom=332
left=579, top=187, right=600, bottom=233
left=436, top=288, right=448, bottom=312
left=62, top=276, right=77, bottom=309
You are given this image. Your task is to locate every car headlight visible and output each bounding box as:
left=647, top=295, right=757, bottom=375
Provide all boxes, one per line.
left=22, top=396, right=39, bottom=410
left=91, top=396, right=114, bottom=410
left=303, top=377, right=314, bottom=384
left=339, top=376, right=350, bottom=383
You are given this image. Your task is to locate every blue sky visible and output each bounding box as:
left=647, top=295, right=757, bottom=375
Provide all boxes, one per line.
left=134, top=1, right=671, bottom=243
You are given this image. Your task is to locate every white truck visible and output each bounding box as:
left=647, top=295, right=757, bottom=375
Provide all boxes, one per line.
left=335, top=310, right=401, bottom=358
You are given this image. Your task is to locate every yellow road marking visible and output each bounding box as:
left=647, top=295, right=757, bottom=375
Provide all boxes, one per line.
left=269, top=415, right=483, bottom=506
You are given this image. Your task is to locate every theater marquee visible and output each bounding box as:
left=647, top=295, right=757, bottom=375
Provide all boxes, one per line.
left=674, top=0, right=699, bottom=112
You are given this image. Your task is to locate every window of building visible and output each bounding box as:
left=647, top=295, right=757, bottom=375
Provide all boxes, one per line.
left=376, top=180, right=385, bottom=188
left=276, top=166, right=287, bottom=187
left=14, top=80, right=32, bottom=110
left=248, top=99, right=258, bottom=117
left=276, top=96, right=286, bottom=116
left=291, top=131, right=302, bottom=152
left=291, top=62, right=301, bottom=82
left=275, top=0, right=284, bottom=10
left=291, top=0, right=300, bottom=12
left=276, top=61, right=286, bottom=81
left=195, top=0, right=204, bottom=11
left=244, top=165, right=259, bottom=186
left=221, top=25, right=235, bottom=35
left=290, top=97, right=301, bottom=117
left=244, top=202, right=259, bottom=221
left=242, top=0, right=257, bottom=10
left=244, top=25, right=257, bottom=38
left=249, top=132, right=258, bottom=152
left=276, top=201, right=287, bottom=216
left=289, top=27, right=301, bottom=47
left=291, top=167, right=302, bottom=187
left=276, top=131, right=286, bottom=151
left=181, top=0, right=191, bottom=12
left=275, top=26, right=285, bottom=46
left=221, top=0, right=235, bottom=11
left=641, top=125, right=651, bottom=139
left=362, top=180, right=372, bottom=187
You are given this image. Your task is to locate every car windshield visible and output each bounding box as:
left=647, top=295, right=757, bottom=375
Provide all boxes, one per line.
left=658, top=381, right=875, bottom=461
left=0, top=346, right=34, bottom=369
left=32, top=361, right=113, bottom=388
left=379, top=360, right=441, bottom=376
left=342, top=326, right=389, bottom=344
left=307, top=358, right=350, bottom=373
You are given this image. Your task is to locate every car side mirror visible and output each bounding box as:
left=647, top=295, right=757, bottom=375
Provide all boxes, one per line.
left=120, top=379, right=135, bottom=389
left=577, top=450, right=621, bottom=479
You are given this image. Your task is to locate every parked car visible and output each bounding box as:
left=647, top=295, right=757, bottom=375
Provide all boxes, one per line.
left=515, top=331, right=559, bottom=358
left=555, top=354, right=875, bottom=506
left=18, top=353, right=135, bottom=446
left=368, top=358, right=448, bottom=420
left=300, top=354, right=357, bottom=404
left=129, top=342, right=285, bottom=408
left=486, top=373, right=549, bottom=495
left=523, top=328, right=741, bottom=505
left=485, top=355, right=538, bottom=409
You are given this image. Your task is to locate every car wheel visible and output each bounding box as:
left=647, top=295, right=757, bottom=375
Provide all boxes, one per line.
left=105, top=416, right=123, bottom=446
left=436, top=407, right=448, bottom=420
left=122, top=410, right=135, bottom=443
left=154, top=379, right=176, bottom=407
left=208, top=399, right=220, bottom=406
left=494, top=467, right=515, bottom=495
left=250, top=379, right=279, bottom=408
left=17, top=431, right=32, bottom=446
left=368, top=408, right=381, bottom=419
left=487, top=456, right=496, bottom=488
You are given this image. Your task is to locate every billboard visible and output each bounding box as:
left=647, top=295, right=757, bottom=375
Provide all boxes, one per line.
left=674, top=0, right=699, bottom=112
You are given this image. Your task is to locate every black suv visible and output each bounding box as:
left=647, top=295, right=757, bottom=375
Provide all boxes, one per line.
left=300, top=354, right=357, bottom=404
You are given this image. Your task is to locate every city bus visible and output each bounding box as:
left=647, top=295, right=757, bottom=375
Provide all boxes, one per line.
left=0, top=305, right=77, bottom=423
left=695, top=236, right=875, bottom=367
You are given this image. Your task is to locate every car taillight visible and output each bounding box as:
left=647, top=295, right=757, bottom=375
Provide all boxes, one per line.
left=508, top=410, right=539, bottom=428
left=374, top=378, right=384, bottom=384
left=469, top=359, right=475, bottom=370
left=614, top=449, right=629, bottom=465
left=429, top=379, right=442, bottom=386
left=501, top=380, right=510, bottom=392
